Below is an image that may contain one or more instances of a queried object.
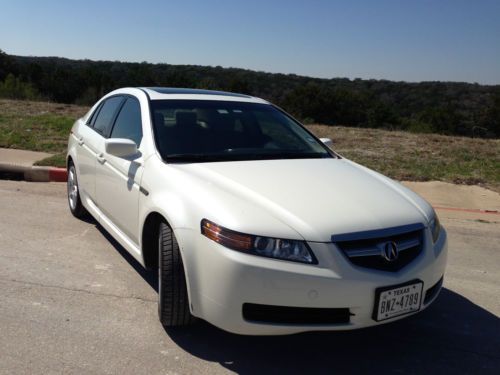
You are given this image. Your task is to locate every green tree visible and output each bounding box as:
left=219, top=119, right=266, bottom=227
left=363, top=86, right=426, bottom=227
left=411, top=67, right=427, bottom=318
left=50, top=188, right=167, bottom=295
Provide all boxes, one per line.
left=480, top=91, right=500, bottom=137
left=0, top=73, right=40, bottom=100
left=0, top=49, right=17, bottom=81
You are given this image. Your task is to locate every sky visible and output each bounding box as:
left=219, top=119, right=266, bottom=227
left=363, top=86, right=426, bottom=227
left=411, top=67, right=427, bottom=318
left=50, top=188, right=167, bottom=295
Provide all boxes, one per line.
left=1, top=0, right=499, bottom=84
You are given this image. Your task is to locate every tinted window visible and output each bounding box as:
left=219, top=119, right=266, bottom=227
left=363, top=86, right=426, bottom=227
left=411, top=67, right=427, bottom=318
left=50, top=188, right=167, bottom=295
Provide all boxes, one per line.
left=255, top=111, right=308, bottom=149
left=151, top=100, right=332, bottom=162
left=110, top=98, right=143, bottom=146
left=87, top=102, right=103, bottom=127
left=93, top=96, right=124, bottom=136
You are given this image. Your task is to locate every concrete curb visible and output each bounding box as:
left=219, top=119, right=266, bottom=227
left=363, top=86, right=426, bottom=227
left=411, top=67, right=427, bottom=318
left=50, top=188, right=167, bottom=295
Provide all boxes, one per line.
left=0, top=163, right=67, bottom=182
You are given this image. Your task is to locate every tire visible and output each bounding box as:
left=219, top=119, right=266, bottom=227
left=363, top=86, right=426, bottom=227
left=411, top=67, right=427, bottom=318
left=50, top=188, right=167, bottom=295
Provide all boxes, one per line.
left=158, top=221, right=194, bottom=327
left=67, top=162, right=88, bottom=219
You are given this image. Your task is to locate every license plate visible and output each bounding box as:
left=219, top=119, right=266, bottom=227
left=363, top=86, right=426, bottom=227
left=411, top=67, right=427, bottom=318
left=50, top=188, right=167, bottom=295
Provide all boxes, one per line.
left=373, top=280, right=423, bottom=321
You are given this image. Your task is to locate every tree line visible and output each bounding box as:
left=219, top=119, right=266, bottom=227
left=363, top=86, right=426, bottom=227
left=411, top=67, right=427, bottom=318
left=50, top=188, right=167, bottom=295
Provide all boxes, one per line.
left=1, top=49, right=499, bottom=138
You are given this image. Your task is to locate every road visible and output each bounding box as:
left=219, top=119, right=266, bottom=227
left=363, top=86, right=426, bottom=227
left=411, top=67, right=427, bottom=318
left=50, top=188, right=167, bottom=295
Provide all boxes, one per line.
left=0, top=180, right=498, bottom=374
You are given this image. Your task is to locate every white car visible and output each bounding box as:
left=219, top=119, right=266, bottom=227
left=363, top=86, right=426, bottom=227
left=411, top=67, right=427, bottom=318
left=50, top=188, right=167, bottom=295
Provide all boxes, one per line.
left=67, top=87, right=447, bottom=335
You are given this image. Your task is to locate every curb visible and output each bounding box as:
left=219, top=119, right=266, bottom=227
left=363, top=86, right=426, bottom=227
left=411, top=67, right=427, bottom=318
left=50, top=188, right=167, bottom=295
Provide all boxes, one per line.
left=0, top=163, right=67, bottom=182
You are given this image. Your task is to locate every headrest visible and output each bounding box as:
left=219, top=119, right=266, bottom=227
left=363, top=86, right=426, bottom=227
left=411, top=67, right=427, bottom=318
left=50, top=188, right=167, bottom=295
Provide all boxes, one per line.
left=154, top=112, right=165, bottom=126
left=176, top=111, right=197, bottom=127
left=216, top=114, right=234, bottom=132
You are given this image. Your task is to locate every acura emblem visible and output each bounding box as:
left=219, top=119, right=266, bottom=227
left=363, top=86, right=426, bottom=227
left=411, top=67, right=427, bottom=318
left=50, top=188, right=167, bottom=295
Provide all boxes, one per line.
left=382, top=241, right=399, bottom=262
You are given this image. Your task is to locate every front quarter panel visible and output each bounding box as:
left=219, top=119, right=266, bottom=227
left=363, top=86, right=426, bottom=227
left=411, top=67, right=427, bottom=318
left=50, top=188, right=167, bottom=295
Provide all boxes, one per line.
left=138, top=155, right=307, bottom=313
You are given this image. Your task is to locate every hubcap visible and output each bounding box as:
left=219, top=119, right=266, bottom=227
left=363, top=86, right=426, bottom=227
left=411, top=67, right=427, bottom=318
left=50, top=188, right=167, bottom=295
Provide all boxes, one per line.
left=67, top=167, right=78, bottom=210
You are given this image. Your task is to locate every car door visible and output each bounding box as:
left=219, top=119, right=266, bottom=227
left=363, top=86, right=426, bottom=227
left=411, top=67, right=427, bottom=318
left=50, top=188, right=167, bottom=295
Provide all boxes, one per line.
left=73, top=107, right=100, bottom=201
left=74, top=96, right=123, bottom=202
left=94, top=96, right=144, bottom=245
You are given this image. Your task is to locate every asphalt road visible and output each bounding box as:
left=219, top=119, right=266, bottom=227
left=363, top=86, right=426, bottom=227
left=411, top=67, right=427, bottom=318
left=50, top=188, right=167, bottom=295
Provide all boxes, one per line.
left=0, top=180, right=498, bottom=374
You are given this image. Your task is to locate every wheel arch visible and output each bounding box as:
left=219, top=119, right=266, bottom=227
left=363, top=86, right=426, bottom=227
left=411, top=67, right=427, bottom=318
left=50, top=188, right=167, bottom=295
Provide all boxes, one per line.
left=141, top=210, right=198, bottom=316
left=141, top=211, right=165, bottom=270
left=139, top=188, right=194, bottom=270
left=66, top=154, right=74, bottom=169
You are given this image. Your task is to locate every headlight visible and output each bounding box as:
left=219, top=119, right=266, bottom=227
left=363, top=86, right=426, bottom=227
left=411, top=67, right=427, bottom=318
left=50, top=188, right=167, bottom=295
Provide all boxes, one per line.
left=430, top=212, right=441, bottom=243
left=201, top=219, right=317, bottom=264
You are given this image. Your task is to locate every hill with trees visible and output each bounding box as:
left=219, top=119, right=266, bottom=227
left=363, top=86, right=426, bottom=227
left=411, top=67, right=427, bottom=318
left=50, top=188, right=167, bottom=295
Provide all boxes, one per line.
left=0, top=49, right=498, bottom=138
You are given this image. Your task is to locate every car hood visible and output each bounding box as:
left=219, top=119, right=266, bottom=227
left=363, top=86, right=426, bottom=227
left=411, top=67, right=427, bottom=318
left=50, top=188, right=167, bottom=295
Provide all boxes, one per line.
left=175, top=158, right=433, bottom=242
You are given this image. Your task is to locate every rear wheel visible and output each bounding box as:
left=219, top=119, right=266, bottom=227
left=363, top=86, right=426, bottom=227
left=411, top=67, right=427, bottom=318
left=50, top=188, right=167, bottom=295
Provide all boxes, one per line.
left=67, top=163, right=88, bottom=219
left=158, top=221, right=194, bottom=327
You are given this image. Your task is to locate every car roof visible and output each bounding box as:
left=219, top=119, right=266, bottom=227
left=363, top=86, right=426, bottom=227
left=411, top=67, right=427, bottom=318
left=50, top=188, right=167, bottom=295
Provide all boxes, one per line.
left=139, top=87, right=268, bottom=104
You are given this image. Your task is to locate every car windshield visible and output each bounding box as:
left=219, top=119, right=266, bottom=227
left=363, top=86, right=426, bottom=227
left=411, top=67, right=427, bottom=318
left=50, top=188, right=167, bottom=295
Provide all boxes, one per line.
left=151, top=100, right=333, bottom=162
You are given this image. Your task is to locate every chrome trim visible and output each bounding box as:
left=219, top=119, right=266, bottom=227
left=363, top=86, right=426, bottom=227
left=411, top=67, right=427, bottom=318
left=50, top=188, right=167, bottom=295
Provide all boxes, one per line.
left=344, top=237, right=421, bottom=258
left=332, top=223, right=424, bottom=243
left=397, top=238, right=421, bottom=251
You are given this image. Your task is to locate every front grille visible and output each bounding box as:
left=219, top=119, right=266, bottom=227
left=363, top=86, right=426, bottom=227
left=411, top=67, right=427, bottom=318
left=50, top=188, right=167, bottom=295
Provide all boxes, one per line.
left=334, top=223, right=424, bottom=272
left=424, top=276, right=443, bottom=305
left=242, top=303, right=351, bottom=325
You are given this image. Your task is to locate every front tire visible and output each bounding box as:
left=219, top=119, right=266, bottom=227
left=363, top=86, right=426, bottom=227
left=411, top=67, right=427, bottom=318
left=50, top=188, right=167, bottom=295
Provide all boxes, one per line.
left=67, top=162, right=88, bottom=219
left=158, top=221, right=194, bottom=327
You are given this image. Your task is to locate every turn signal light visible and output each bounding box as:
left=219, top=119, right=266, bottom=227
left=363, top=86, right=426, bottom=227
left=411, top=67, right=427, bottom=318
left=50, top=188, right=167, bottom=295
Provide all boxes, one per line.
left=201, top=219, right=253, bottom=251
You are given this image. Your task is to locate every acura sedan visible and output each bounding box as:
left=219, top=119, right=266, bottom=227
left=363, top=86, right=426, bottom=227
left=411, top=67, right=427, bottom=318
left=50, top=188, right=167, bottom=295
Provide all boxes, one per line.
left=67, top=87, right=447, bottom=335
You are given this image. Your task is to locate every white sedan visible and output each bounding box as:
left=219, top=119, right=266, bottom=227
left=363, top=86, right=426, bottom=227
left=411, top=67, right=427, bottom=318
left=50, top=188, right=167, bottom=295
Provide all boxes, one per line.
left=67, top=87, right=447, bottom=335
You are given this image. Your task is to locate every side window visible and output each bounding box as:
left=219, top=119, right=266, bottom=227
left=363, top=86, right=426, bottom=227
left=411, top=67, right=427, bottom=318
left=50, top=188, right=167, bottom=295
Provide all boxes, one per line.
left=93, top=96, right=124, bottom=136
left=110, top=98, right=143, bottom=146
left=87, top=103, right=102, bottom=127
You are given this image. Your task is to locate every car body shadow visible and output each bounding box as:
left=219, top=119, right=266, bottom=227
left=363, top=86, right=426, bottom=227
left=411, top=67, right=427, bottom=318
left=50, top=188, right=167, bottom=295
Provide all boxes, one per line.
left=163, top=289, right=499, bottom=374
left=95, top=223, right=159, bottom=291
left=94, top=221, right=499, bottom=374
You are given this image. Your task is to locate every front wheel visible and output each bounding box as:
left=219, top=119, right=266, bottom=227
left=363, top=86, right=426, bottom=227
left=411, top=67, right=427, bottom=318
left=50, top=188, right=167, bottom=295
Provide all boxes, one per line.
left=158, top=221, right=194, bottom=327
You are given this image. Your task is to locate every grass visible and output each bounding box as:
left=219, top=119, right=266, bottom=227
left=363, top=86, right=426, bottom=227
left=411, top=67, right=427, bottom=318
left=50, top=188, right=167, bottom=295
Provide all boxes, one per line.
left=0, top=99, right=87, bottom=168
left=1, top=99, right=499, bottom=192
left=34, top=153, right=67, bottom=167
left=308, top=125, right=500, bottom=192
left=0, top=112, right=74, bottom=153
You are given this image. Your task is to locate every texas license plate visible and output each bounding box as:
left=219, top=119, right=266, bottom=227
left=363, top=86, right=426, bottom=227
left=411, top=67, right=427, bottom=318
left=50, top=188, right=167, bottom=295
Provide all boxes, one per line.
left=373, top=280, right=423, bottom=321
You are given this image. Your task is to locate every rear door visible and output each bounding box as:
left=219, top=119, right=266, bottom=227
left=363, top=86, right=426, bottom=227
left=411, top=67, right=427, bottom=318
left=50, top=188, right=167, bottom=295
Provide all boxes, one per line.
left=75, top=96, right=124, bottom=203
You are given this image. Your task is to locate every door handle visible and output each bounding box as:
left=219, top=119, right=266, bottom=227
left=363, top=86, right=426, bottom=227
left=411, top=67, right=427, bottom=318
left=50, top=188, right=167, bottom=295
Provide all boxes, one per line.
left=97, top=153, right=106, bottom=164
left=78, top=136, right=84, bottom=146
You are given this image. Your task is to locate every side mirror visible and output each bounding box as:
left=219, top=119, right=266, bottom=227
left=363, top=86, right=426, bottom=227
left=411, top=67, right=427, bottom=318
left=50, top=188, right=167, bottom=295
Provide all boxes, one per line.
left=105, top=138, right=138, bottom=158
left=320, top=137, right=333, bottom=148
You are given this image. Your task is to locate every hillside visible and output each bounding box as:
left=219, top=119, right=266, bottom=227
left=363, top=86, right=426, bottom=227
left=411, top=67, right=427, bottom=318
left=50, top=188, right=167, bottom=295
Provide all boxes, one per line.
left=1, top=99, right=498, bottom=192
left=0, top=51, right=499, bottom=138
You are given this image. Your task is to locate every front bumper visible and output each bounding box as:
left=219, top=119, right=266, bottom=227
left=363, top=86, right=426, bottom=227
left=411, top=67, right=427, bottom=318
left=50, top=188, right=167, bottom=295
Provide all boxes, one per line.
left=178, top=227, right=447, bottom=335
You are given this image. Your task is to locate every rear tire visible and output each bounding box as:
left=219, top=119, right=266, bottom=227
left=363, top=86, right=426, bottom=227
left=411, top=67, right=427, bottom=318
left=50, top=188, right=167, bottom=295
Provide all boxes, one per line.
left=67, top=162, right=88, bottom=219
left=158, top=221, right=194, bottom=327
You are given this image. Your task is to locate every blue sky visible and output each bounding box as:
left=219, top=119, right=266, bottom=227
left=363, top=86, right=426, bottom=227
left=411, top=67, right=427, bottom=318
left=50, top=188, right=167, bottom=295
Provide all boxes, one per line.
left=1, top=0, right=499, bottom=84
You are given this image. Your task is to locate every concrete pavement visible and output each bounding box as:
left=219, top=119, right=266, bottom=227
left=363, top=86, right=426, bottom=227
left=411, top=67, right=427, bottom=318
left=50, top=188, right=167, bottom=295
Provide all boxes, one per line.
left=403, top=180, right=500, bottom=212
left=0, top=148, right=52, bottom=167
left=403, top=181, right=500, bottom=224
left=0, top=180, right=498, bottom=374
